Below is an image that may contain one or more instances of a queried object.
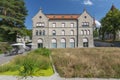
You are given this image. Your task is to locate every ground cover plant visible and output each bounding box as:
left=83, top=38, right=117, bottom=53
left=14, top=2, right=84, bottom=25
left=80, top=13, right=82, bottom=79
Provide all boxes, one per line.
left=51, top=48, right=120, bottom=78
left=0, top=48, right=53, bottom=77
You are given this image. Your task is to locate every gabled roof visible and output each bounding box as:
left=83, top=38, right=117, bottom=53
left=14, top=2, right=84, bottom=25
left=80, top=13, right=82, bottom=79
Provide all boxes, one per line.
left=45, top=14, right=80, bottom=20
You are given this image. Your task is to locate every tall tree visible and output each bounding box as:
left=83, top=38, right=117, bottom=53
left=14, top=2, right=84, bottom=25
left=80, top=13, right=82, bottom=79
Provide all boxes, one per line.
left=100, top=5, right=120, bottom=41
left=0, top=0, right=27, bottom=42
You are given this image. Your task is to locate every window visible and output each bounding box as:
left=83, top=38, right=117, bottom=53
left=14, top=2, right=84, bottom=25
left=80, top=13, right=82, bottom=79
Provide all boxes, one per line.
left=36, top=30, right=38, bottom=36
left=62, top=23, right=65, bottom=27
left=70, top=39, right=75, bottom=48
left=36, top=22, right=45, bottom=27
left=61, top=30, right=65, bottom=35
left=52, top=30, right=56, bottom=35
left=42, top=23, right=45, bottom=26
left=71, top=23, right=74, bottom=27
left=87, top=30, right=90, bottom=35
left=84, top=30, right=87, bottom=35
left=60, top=39, right=66, bottom=48
left=70, top=30, right=74, bottom=35
left=52, top=23, right=56, bottom=27
left=81, top=30, right=84, bottom=35
left=51, top=39, right=57, bottom=48
left=39, top=16, right=42, bottom=18
left=43, top=30, right=45, bottom=35
left=82, top=22, right=89, bottom=27
left=84, top=16, right=87, bottom=18
left=39, top=30, right=42, bottom=35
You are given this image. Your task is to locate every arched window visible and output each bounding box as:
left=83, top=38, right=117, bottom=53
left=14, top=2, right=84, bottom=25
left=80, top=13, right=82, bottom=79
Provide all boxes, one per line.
left=70, top=30, right=74, bottom=35
left=84, top=30, right=87, bottom=35
left=83, top=38, right=88, bottom=47
left=38, top=38, right=43, bottom=48
left=61, top=30, right=65, bottom=35
left=43, top=30, right=45, bottom=35
left=51, top=39, right=57, bottom=48
left=60, top=38, right=66, bottom=48
left=87, top=30, right=90, bottom=35
left=70, top=38, right=75, bottom=48
left=52, top=30, right=56, bottom=35
left=36, top=30, right=38, bottom=36
left=81, top=30, right=84, bottom=35
left=39, top=30, right=42, bottom=35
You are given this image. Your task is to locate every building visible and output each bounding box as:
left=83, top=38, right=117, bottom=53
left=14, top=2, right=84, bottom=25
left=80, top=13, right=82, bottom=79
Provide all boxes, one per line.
left=32, top=9, right=95, bottom=49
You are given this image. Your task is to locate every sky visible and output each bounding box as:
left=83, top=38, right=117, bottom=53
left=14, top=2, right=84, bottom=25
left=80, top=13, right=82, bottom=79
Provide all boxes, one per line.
left=24, top=0, right=120, bottom=29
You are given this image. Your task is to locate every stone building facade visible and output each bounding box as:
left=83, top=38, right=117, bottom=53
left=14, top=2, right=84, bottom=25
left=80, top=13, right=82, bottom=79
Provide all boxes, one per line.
left=32, top=9, right=94, bottom=49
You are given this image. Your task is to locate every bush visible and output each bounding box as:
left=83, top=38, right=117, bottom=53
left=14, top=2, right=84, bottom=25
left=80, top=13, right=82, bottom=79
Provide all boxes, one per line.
left=0, top=42, right=12, bottom=54
left=12, top=54, right=51, bottom=77
left=32, top=48, right=51, bottom=57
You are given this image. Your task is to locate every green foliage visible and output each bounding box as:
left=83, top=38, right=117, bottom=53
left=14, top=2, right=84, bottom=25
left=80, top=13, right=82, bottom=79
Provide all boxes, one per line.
left=0, top=0, right=28, bottom=42
left=32, top=48, right=51, bottom=57
left=0, top=42, right=12, bottom=54
left=100, top=5, right=120, bottom=41
left=93, top=29, right=99, bottom=37
left=0, top=48, right=53, bottom=77
left=12, top=54, right=51, bottom=77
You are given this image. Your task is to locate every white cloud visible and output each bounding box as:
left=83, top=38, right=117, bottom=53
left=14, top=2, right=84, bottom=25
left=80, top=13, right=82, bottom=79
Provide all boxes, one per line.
left=83, top=0, right=93, bottom=6
left=95, top=20, right=101, bottom=28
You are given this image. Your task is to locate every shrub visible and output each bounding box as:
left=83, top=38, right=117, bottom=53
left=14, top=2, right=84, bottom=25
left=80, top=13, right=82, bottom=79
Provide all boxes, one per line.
left=32, top=48, right=51, bottom=57
left=0, top=42, right=12, bottom=54
left=12, top=54, right=50, bottom=77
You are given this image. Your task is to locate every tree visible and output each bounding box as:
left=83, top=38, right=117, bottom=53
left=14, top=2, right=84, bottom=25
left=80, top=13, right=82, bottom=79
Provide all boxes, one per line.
left=100, top=5, right=120, bottom=41
left=0, top=0, right=27, bottom=42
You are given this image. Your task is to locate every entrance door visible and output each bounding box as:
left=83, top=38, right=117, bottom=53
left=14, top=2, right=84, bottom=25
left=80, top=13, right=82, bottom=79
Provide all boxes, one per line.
left=83, top=38, right=88, bottom=47
left=38, top=39, right=43, bottom=48
left=38, top=43, right=43, bottom=48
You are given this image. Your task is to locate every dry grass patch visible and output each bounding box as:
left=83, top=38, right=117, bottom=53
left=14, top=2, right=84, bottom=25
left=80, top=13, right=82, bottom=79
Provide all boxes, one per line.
left=51, top=47, right=120, bottom=78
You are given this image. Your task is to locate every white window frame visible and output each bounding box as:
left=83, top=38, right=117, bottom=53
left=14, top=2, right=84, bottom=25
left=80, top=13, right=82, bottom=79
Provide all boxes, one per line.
left=53, top=23, right=56, bottom=27
left=71, top=23, right=74, bottom=27
left=61, top=30, right=65, bottom=35
left=70, top=30, right=74, bottom=35
left=62, top=23, right=65, bottom=27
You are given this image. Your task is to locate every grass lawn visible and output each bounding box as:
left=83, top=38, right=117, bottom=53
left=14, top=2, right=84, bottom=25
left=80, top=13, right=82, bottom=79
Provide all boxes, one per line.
left=51, top=47, right=120, bottom=78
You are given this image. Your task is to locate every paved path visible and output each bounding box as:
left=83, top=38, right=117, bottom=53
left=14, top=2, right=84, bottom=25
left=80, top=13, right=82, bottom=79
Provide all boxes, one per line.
left=0, top=75, right=119, bottom=80
left=0, top=52, right=28, bottom=65
left=0, top=54, right=15, bottom=65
